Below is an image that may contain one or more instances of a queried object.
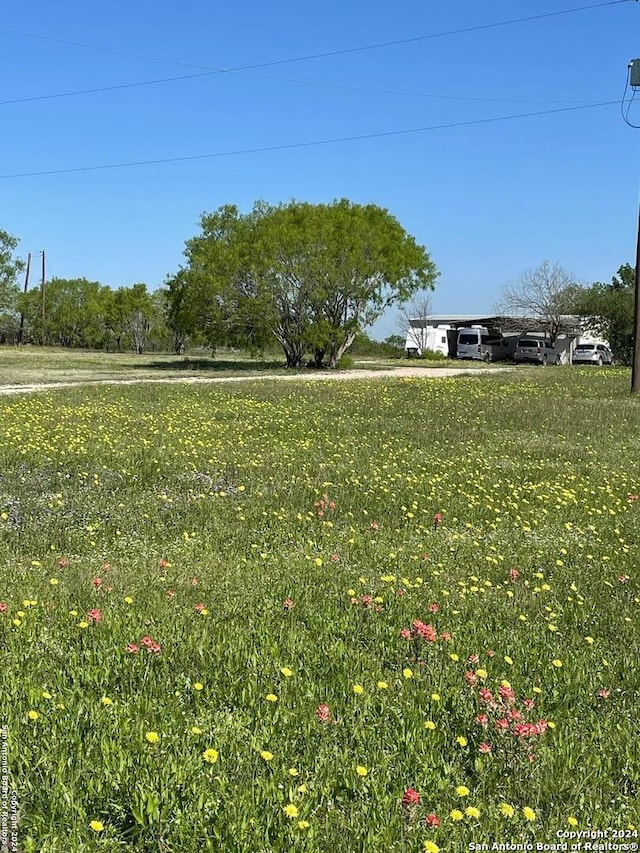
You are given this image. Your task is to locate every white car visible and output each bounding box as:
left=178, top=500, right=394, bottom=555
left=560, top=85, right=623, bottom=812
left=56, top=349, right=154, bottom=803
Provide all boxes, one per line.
left=572, top=343, right=614, bottom=366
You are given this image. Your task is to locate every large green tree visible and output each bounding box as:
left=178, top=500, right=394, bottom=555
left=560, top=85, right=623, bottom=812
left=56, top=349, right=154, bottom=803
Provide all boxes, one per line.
left=0, top=230, right=25, bottom=343
left=168, top=199, right=438, bottom=367
left=572, top=264, right=634, bottom=365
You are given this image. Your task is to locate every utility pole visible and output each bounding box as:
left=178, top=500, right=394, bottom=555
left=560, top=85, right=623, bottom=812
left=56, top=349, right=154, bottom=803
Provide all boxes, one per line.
left=41, top=250, right=46, bottom=347
left=17, top=252, right=31, bottom=344
left=629, top=59, right=640, bottom=392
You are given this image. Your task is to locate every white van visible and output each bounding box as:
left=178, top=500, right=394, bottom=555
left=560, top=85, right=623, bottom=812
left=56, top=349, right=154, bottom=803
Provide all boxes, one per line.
left=456, top=327, right=510, bottom=363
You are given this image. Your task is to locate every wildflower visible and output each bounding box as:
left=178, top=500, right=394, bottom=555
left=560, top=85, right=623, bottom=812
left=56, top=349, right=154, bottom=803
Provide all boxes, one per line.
left=194, top=602, right=206, bottom=612
left=450, top=653, right=459, bottom=662
left=93, top=578, right=102, bottom=589
left=440, top=632, right=452, bottom=641
left=266, top=693, right=278, bottom=702
left=424, top=842, right=440, bottom=853
left=78, top=621, right=89, bottom=629
left=450, top=809, right=464, bottom=821
left=0, top=603, right=6, bottom=613
left=284, top=804, right=299, bottom=818
left=400, top=628, right=412, bottom=640
left=124, top=596, right=133, bottom=604
left=100, top=696, right=113, bottom=706
left=377, top=681, right=388, bottom=690
left=353, top=684, right=364, bottom=695
left=425, top=813, right=440, bottom=827
left=433, top=512, right=442, bottom=529
left=413, top=620, right=438, bottom=642
left=500, top=803, right=515, bottom=818
left=166, top=589, right=175, bottom=598
left=429, top=602, right=439, bottom=612
left=464, top=671, right=477, bottom=686
left=283, top=597, right=295, bottom=611
left=288, top=768, right=299, bottom=776
left=523, top=698, right=535, bottom=709
left=89, top=821, right=104, bottom=832
left=316, top=704, right=331, bottom=722
left=568, top=817, right=578, bottom=827
left=504, top=655, right=513, bottom=665
left=297, top=783, right=308, bottom=793
left=356, top=765, right=368, bottom=776
left=27, top=710, right=39, bottom=721
left=455, top=785, right=470, bottom=797
left=456, top=736, right=467, bottom=747
left=260, top=750, right=273, bottom=761
left=280, top=667, right=294, bottom=678
left=49, top=578, right=59, bottom=586
left=430, top=693, right=441, bottom=702
left=424, top=721, right=436, bottom=730
left=126, top=643, right=139, bottom=654
left=191, top=726, right=202, bottom=735
left=203, top=748, right=219, bottom=764
left=478, top=742, right=492, bottom=754
left=402, top=788, right=421, bottom=808
left=465, top=806, right=481, bottom=819
left=145, top=732, right=159, bottom=744
left=87, top=609, right=102, bottom=623
left=552, top=659, right=563, bottom=668
left=478, top=688, right=493, bottom=703
left=523, top=807, right=536, bottom=821
left=597, top=688, right=610, bottom=699
left=194, top=682, right=204, bottom=691
left=509, top=568, right=520, bottom=582
left=403, top=668, right=413, bottom=679
left=475, top=713, right=488, bottom=726
left=585, top=636, right=595, bottom=644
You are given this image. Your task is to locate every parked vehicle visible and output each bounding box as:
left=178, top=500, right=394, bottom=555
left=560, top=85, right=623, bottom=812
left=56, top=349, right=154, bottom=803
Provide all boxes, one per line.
left=513, top=337, right=560, bottom=365
left=571, top=342, right=614, bottom=366
left=456, top=327, right=510, bottom=363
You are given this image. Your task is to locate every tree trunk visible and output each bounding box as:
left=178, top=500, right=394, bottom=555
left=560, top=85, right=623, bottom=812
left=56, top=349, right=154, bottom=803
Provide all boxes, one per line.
left=329, top=332, right=357, bottom=368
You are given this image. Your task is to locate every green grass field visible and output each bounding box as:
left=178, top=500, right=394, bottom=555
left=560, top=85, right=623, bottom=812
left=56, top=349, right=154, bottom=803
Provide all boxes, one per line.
left=0, top=365, right=638, bottom=852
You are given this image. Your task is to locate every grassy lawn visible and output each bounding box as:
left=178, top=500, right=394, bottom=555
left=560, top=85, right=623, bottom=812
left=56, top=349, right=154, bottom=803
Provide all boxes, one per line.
left=0, top=367, right=638, bottom=851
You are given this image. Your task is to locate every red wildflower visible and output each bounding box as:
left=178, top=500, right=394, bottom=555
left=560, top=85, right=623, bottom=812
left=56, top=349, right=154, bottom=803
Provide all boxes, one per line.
left=597, top=688, right=610, bottom=699
left=149, top=642, right=162, bottom=654
left=464, top=671, right=477, bottom=686
left=166, top=590, right=175, bottom=598
left=58, top=558, right=69, bottom=568
left=478, top=742, right=492, bottom=754
left=93, top=578, right=103, bottom=589
left=499, top=684, right=516, bottom=704
left=126, top=643, right=139, bottom=653
left=194, top=603, right=206, bottom=612
left=397, top=588, right=406, bottom=597
left=618, top=575, right=629, bottom=584
left=158, top=558, right=170, bottom=568
left=401, top=788, right=421, bottom=808
left=370, top=521, right=379, bottom=531
left=140, top=635, right=154, bottom=647
left=440, top=632, right=452, bottom=641
left=433, top=512, right=442, bottom=529
left=478, top=688, right=493, bottom=703
left=486, top=649, right=496, bottom=657
left=428, top=602, right=439, bottom=613
left=101, top=562, right=111, bottom=572
left=283, top=597, right=295, bottom=611
left=475, top=713, right=488, bottom=726
left=87, top=608, right=102, bottom=623
left=425, top=814, right=440, bottom=827
left=628, top=494, right=638, bottom=501
left=0, top=603, right=7, bottom=613
left=330, top=553, right=340, bottom=563
left=400, top=628, right=412, bottom=640
left=413, top=620, right=437, bottom=642
left=316, top=704, right=331, bottom=722
left=190, top=577, right=199, bottom=586
left=468, top=653, right=479, bottom=664
left=495, top=718, right=510, bottom=731
left=523, top=698, right=535, bottom=709
left=509, top=567, right=520, bottom=582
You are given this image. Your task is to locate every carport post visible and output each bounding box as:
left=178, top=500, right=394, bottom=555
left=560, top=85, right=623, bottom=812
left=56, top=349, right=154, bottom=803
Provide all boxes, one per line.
left=632, top=202, right=640, bottom=393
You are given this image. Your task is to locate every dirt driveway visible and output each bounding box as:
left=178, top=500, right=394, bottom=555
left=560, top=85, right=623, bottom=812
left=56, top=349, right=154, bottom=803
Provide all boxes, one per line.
left=0, top=366, right=510, bottom=396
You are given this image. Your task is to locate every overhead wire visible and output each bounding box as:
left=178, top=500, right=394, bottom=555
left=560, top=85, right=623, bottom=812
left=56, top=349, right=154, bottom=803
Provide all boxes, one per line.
left=0, top=99, right=618, bottom=180
left=0, top=0, right=632, bottom=108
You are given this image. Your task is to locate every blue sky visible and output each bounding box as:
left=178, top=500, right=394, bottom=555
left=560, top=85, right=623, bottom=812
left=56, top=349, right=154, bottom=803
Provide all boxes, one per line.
left=1, top=0, right=639, bottom=340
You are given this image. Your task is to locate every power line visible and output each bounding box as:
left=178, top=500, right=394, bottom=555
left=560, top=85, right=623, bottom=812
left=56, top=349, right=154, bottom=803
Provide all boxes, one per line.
left=0, top=0, right=632, bottom=109
left=0, top=1, right=630, bottom=72
left=0, top=99, right=617, bottom=181
left=0, top=68, right=602, bottom=109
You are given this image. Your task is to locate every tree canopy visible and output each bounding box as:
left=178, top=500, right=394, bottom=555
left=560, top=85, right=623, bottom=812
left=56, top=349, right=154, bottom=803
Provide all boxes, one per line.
left=0, top=230, right=25, bottom=343
left=167, top=199, right=438, bottom=367
left=572, top=264, right=634, bottom=365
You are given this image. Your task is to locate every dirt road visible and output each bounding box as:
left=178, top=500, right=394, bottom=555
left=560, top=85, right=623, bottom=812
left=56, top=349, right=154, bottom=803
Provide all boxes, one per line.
left=0, top=366, right=510, bottom=396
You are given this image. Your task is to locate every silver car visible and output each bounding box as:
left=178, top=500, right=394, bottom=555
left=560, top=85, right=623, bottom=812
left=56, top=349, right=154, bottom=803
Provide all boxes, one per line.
left=513, top=337, right=560, bottom=365
left=572, top=343, right=614, bottom=366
